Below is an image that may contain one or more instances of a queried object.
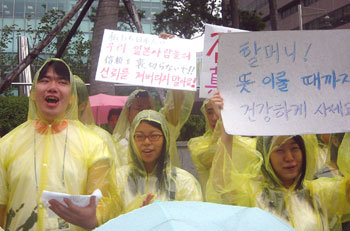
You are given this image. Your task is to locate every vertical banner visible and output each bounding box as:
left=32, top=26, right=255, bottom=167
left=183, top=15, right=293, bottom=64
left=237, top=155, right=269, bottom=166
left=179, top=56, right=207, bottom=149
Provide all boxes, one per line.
left=199, top=24, right=247, bottom=98
left=218, top=30, right=350, bottom=136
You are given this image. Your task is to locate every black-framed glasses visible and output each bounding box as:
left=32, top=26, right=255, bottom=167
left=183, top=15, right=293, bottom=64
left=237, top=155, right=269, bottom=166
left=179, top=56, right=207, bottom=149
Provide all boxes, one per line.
left=134, top=134, right=163, bottom=142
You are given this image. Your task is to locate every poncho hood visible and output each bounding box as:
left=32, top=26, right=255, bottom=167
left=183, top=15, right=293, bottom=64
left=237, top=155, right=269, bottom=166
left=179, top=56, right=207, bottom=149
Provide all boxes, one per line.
left=257, top=135, right=318, bottom=189
left=28, top=58, right=78, bottom=123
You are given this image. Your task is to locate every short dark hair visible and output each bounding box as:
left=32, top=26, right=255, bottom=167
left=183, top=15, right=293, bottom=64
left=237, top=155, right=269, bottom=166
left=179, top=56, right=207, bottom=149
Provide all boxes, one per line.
left=135, top=90, right=149, bottom=98
left=38, top=60, right=70, bottom=82
left=108, top=108, right=122, bottom=121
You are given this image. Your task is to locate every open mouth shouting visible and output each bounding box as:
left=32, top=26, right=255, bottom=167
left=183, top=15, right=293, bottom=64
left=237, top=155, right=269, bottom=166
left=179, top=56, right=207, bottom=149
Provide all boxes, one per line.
left=45, top=96, right=59, bottom=105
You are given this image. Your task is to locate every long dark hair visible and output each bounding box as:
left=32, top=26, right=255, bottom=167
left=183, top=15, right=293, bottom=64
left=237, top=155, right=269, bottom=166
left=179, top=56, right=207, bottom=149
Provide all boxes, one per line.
left=293, top=135, right=306, bottom=189
left=141, top=120, right=166, bottom=190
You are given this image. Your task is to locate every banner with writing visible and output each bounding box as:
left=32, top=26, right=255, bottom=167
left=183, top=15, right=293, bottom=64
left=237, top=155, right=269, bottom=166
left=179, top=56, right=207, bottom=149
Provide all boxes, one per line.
left=218, top=30, right=350, bottom=136
left=200, top=24, right=247, bottom=98
left=96, top=29, right=197, bottom=91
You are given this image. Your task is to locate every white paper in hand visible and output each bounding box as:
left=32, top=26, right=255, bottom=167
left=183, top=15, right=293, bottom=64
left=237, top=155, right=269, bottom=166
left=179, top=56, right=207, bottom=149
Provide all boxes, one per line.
left=41, top=189, right=102, bottom=217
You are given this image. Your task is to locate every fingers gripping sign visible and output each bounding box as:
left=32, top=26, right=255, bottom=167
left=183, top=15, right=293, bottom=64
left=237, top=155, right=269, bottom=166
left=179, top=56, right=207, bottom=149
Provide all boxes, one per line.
left=48, top=196, right=98, bottom=230
left=158, top=33, right=175, bottom=40
left=141, top=193, right=155, bottom=207
left=209, top=91, right=224, bottom=119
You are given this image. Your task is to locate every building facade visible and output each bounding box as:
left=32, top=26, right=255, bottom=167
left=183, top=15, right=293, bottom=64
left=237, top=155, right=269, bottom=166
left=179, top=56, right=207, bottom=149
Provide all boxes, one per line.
left=238, top=0, right=350, bottom=30
left=0, top=0, right=163, bottom=53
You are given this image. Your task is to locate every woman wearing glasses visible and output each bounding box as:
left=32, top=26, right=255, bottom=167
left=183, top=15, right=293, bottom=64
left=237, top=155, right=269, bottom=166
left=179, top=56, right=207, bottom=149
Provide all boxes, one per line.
left=115, top=110, right=202, bottom=213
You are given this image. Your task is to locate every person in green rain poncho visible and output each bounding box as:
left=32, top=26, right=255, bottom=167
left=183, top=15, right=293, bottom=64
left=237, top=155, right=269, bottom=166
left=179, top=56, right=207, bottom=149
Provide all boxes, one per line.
left=74, top=75, right=121, bottom=168
left=0, top=59, right=120, bottom=230
left=206, top=92, right=350, bottom=231
left=188, top=99, right=256, bottom=200
left=116, top=110, right=202, bottom=213
left=112, top=89, right=194, bottom=167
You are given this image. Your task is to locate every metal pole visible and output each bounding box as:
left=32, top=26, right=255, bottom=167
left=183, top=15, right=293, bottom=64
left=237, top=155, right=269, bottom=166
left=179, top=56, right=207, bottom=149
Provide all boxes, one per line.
left=17, top=36, right=32, bottom=97
left=298, top=4, right=303, bottom=30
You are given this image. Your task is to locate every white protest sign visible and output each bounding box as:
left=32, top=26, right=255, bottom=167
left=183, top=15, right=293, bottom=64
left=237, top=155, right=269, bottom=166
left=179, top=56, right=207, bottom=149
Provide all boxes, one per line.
left=200, top=24, right=247, bottom=98
left=218, top=30, right=350, bottom=136
left=95, top=29, right=197, bottom=91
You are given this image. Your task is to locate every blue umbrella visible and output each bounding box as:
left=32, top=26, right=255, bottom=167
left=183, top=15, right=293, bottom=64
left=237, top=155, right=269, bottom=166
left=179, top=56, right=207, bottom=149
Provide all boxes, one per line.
left=96, top=201, right=295, bottom=231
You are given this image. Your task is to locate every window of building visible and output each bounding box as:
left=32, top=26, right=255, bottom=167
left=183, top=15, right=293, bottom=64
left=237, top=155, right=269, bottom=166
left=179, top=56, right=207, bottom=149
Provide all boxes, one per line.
left=303, top=4, right=350, bottom=29
left=3, top=0, right=14, bottom=17
left=280, top=4, right=298, bottom=19
left=26, top=18, right=36, bottom=30
left=14, top=18, right=24, bottom=28
left=304, top=0, right=319, bottom=7
left=246, top=0, right=268, bottom=11
left=15, top=0, right=25, bottom=18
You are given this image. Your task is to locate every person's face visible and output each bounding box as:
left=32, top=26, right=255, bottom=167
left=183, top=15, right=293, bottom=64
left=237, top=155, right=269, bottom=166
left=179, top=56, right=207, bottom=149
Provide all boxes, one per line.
left=320, top=134, right=331, bottom=145
left=108, top=114, right=119, bottom=132
left=34, top=66, right=71, bottom=123
left=134, top=121, right=164, bottom=172
left=269, top=138, right=303, bottom=188
left=205, top=101, right=219, bottom=130
left=128, top=97, right=152, bottom=124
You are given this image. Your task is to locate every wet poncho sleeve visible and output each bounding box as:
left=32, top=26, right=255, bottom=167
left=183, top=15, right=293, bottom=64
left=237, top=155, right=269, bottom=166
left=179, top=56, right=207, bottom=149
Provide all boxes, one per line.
left=89, top=125, right=122, bottom=168
left=206, top=131, right=262, bottom=205
left=160, top=90, right=195, bottom=166
left=66, top=122, right=122, bottom=227
left=188, top=120, right=222, bottom=199
left=309, top=132, right=350, bottom=223
left=173, top=168, right=202, bottom=201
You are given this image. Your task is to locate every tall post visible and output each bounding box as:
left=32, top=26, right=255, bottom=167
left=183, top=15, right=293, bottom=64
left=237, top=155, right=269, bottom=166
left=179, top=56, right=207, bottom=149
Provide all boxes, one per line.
left=17, top=36, right=32, bottom=96
left=298, top=4, right=303, bottom=30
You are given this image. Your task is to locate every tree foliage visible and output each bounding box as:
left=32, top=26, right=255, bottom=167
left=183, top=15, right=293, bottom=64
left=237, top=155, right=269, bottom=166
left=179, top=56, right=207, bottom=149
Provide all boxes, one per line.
left=117, top=5, right=145, bottom=32
left=178, top=114, right=206, bottom=141
left=0, top=6, right=92, bottom=85
left=153, top=0, right=265, bottom=38
left=88, top=4, right=145, bottom=33
left=153, top=0, right=221, bottom=38
left=239, top=10, right=266, bottom=31
left=0, top=25, right=19, bottom=83
left=0, top=96, right=28, bottom=137
left=27, top=7, right=92, bottom=81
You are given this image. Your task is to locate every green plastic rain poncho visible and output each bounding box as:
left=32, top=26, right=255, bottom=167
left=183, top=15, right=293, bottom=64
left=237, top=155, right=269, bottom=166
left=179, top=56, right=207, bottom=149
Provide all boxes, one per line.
left=0, top=59, right=119, bottom=230
left=116, top=110, right=202, bottom=213
left=74, top=75, right=121, bottom=168
left=188, top=104, right=256, bottom=200
left=206, top=135, right=350, bottom=231
left=113, top=89, right=194, bottom=167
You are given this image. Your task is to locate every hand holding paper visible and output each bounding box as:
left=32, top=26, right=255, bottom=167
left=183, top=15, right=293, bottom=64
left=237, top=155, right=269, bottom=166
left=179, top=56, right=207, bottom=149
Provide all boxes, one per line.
left=41, top=189, right=102, bottom=229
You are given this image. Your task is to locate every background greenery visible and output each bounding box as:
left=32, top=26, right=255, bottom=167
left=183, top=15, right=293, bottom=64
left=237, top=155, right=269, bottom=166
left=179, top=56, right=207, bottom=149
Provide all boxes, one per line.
left=177, top=114, right=206, bottom=141
left=0, top=95, right=205, bottom=140
left=0, top=96, right=28, bottom=137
